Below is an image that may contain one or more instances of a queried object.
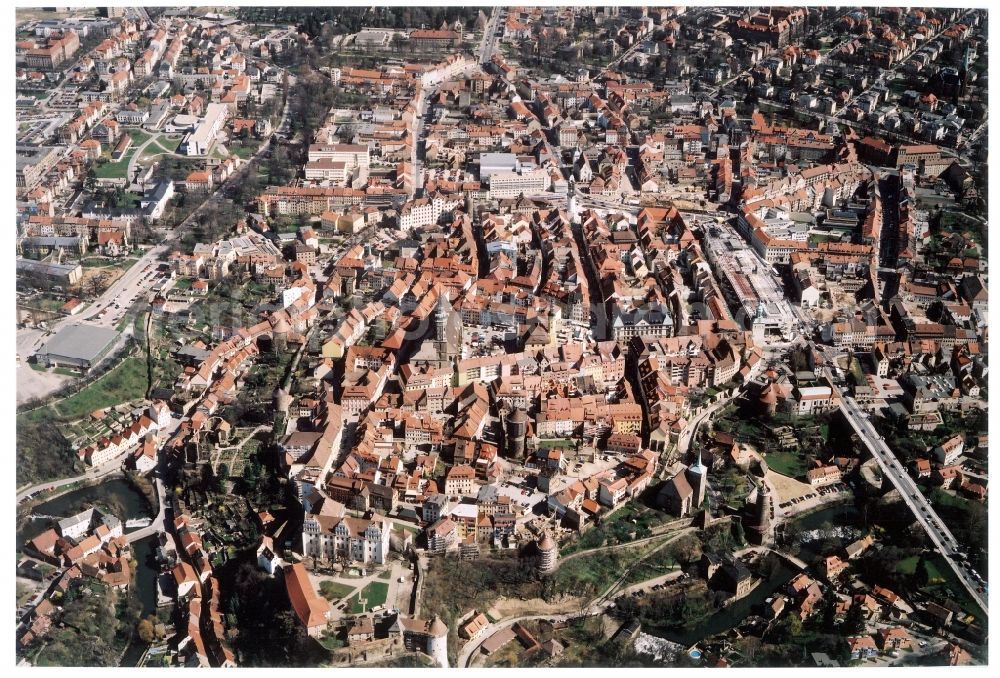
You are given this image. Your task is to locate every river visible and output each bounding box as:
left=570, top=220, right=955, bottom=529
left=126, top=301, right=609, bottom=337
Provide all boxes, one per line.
left=19, top=477, right=154, bottom=550
left=649, top=558, right=799, bottom=647
left=632, top=505, right=862, bottom=649
left=120, top=535, right=161, bottom=667
left=785, top=503, right=861, bottom=565
left=34, top=477, right=154, bottom=522
left=19, top=477, right=162, bottom=667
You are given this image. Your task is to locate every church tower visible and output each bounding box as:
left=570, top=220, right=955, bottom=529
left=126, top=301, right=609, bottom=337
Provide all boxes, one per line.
left=432, top=288, right=462, bottom=368
left=686, top=447, right=708, bottom=509
left=960, top=44, right=972, bottom=97
left=435, top=290, right=451, bottom=342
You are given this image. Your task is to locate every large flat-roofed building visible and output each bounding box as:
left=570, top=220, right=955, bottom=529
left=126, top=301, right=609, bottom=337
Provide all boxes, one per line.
left=183, top=103, right=229, bottom=156
left=16, top=257, right=83, bottom=287
left=305, top=144, right=370, bottom=185
left=36, top=324, right=120, bottom=371
left=16, top=145, right=62, bottom=196
left=488, top=168, right=551, bottom=199
left=479, top=152, right=520, bottom=181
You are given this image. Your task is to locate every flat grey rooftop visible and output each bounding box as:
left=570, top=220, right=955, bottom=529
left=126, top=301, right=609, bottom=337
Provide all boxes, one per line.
left=40, top=324, right=120, bottom=362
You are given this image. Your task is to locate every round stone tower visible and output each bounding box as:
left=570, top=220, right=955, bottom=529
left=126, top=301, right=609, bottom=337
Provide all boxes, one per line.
left=505, top=407, right=528, bottom=459
left=273, top=387, right=292, bottom=414
left=426, top=615, right=449, bottom=662
left=272, top=316, right=290, bottom=353
left=537, top=531, right=559, bottom=573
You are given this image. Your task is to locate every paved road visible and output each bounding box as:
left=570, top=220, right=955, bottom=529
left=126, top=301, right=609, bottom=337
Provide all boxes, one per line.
left=16, top=456, right=125, bottom=502
left=17, top=80, right=295, bottom=404
left=559, top=520, right=691, bottom=565
left=478, top=7, right=503, bottom=65
left=839, top=396, right=988, bottom=614
left=125, top=474, right=167, bottom=544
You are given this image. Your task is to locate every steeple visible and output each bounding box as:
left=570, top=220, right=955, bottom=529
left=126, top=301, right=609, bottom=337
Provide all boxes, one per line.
left=686, top=447, right=708, bottom=509
left=690, top=446, right=706, bottom=474
left=435, top=288, right=451, bottom=342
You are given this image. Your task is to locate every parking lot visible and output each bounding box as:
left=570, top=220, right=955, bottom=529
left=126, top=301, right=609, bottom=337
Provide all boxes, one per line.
left=465, top=326, right=518, bottom=357
left=495, top=473, right=547, bottom=512
left=777, top=481, right=850, bottom=511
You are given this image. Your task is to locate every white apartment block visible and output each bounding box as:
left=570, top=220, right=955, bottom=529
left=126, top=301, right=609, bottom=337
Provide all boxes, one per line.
left=305, top=143, right=370, bottom=185
left=488, top=169, right=551, bottom=199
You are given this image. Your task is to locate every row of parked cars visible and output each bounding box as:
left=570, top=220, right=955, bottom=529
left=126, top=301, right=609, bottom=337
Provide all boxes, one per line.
left=816, top=482, right=849, bottom=496
left=17, top=485, right=55, bottom=504
left=778, top=492, right=817, bottom=509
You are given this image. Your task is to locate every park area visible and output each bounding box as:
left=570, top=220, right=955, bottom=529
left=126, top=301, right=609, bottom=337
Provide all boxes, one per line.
left=93, top=130, right=152, bottom=180
left=562, top=500, right=676, bottom=555
left=346, top=581, right=390, bottom=614
left=762, top=449, right=808, bottom=479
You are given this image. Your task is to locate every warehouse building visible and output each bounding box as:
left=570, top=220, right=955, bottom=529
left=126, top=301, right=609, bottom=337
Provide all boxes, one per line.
left=35, top=324, right=120, bottom=371
left=16, top=258, right=83, bottom=287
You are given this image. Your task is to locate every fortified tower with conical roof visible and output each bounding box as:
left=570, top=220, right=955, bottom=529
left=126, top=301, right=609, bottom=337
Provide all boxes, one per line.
left=273, top=386, right=292, bottom=414
left=272, top=316, right=290, bottom=353
left=537, top=531, right=559, bottom=573
left=744, top=481, right=771, bottom=545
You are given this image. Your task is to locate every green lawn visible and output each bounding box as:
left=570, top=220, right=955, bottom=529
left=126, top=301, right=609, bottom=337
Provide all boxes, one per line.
left=116, top=312, right=137, bottom=332
left=25, top=295, right=66, bottom=313
left=537, top=439, right=575, bottom=450
left=551, top=545, right=647, bottom=597
left=135, top=136, right=182, bottom=164
left=922, top=554, right=986, bottom=621
left=896, top=555, right=919, bottom=575
left=763, top=450, right=808, bottom=478
left=563, top=500, right=673, bottom=555
left=138, top=143, right=172, bottom=158
left=377, top=570, right=392, bottom=580
left=229, top=142, right=260, bottom=159
left=848, top=357, right=865, bottom=385
left=81, top=255, right=140, bottom=270
left=318, top=633, right=345, bottom=651
left=928, top=488, right=976, bottom=512
left=896, top=555, right=948, bottom=582
left=154, top=136, right=181, bottom=153
left=347, top=581, right=389, bottom=614
left=94, top=151, right=138, bottom=180
left=127, top=130, right=152, bottom=146
left=318, top=580, right=355, bottom=601
left=52, top=356, right=148, bottom=420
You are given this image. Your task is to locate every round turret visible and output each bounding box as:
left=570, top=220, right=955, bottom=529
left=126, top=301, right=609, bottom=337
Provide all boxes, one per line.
left=505, top=407, right=528, bottom=459
left=537, top=532, right=558, bottom=573
left=273, top=387, right=292, bottom=413
left=428, top=615, right=448, bottom=637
